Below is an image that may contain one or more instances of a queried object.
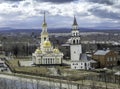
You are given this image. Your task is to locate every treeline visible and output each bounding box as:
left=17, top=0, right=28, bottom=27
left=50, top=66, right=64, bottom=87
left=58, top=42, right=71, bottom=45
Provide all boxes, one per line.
left=2, top=43, right=37, bottom=57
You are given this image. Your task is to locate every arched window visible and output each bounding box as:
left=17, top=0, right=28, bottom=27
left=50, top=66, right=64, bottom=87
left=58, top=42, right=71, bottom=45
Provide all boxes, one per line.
left=44, top=37, right=46, bottom=40
left=73, top=40, right=75, bottom=44
left=46, top=58, right=47, bottom=64
left=77, top=39, right=79, bottom=44
left=74, top=33, right=76, bottom=36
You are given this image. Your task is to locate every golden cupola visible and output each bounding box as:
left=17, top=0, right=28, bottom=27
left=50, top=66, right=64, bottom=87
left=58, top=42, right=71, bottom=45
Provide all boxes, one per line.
left=43, top=40, right=52, bottom=48
left=53, top=48, right=60, bottom=53
left=35, top=48, right=42, bottom=54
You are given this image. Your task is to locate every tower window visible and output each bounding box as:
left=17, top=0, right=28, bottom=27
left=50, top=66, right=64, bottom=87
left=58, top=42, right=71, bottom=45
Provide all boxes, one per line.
left=77, top=40, right=79, bottom=44
left=73, top=40, right=75, bottom=44
left=75, top=66, right=76, bottom=69
left=73, top=33, right=75, bottom=36
left=44, top=37, right=46, bottom=40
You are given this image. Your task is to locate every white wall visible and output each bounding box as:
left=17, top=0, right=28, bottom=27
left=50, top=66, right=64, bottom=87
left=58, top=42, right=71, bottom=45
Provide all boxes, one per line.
left=70, top=45, right=82, bottom=61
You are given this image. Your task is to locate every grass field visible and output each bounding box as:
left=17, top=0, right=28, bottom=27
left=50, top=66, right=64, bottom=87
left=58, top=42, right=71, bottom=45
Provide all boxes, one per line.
left=6, top=59, right=49, bottom=75
left=6, top=59, right=98, bottom=81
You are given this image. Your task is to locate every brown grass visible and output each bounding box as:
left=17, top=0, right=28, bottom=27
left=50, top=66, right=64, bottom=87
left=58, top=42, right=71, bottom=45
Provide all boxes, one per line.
left=7, top=59, right=49, bottom=75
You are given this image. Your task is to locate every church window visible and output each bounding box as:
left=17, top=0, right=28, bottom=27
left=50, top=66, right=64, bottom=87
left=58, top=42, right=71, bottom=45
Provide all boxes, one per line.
left=73, top=33, right=75, bottom=36
left=51, top=58, right=53, bottom=64
left=48, top=59, right=50, bottom=64
left=44, top=37, right=46, bottom=40
left=49, top=58, right=50, bottom=64
left=75, top=66, right=76, bottom=69
left=77, top=40, right=79, bottom=44
left=46, top=59, right=47, bottom=64
left=73, top=40, right=75, bottom=44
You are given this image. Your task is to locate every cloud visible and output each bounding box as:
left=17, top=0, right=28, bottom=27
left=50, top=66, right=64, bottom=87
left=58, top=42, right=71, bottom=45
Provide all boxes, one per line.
left=36, top=0, right=75, bottom=3
left=0, top=0, right=23, bottom=3
left=87, top=0, right=120, bottom=7
left=87, top=2, right=120, bottom=20
left=87, top=0, right=114, bottom=5
left=0, top=0, right=75, bottom=3
left=0, top=0, right=120, bottom=29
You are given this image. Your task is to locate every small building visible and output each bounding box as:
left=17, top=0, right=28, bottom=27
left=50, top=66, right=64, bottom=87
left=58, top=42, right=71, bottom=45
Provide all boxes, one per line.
left=71, top=53, right=96, bottom=70
left=92, top=49, right=118, bottom=68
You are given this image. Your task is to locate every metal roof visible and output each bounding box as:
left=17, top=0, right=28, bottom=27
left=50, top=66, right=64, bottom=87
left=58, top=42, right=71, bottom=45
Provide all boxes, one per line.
left=79, top=53, right=96, bottom=63
left=94, top=50, right=110, bottom=55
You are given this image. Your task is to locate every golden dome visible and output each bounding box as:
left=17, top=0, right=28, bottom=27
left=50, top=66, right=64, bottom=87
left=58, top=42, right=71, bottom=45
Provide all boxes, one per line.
left=35, top=49, right=42, bottom=54
left=53, top=48, right=60, bottom=53
left=43, top=40, right=52, bottom=47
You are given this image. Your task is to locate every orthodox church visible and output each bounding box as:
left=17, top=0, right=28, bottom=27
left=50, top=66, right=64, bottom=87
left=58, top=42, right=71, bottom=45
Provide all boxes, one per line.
left=32, top=13, right=63, bottom=65
left=70, top=16, right=96, bottom=70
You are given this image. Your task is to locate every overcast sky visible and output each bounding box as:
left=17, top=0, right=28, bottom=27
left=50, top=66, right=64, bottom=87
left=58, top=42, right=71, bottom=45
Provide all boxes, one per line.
left=0, top=0, right=120, bottom=29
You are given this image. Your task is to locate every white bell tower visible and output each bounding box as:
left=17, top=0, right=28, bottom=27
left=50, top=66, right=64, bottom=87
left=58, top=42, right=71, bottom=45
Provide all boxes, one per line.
left=40, top=12, right=49, bottom=50
left=70, top=16, right=82, bottom=61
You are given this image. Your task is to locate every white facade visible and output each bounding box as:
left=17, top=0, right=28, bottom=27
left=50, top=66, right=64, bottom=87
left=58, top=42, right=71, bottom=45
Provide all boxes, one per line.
left=70, top=53, right=93, bottom=70
left=71, top=61, right=90, bottom=70
left=70, top=45, right=82, bottom=61
left=32, top=13, right=63, bottom=65
left=32, top=53, right=63, bottom=65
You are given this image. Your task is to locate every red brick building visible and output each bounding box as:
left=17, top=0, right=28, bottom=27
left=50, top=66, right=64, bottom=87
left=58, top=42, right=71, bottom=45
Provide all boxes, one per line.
left=92, top=50, right=118, bottom=68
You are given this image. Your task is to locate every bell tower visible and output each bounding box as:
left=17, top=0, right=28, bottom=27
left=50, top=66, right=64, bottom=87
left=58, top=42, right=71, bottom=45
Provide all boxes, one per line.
left=41, top=12, right=49, bottom=50
left=70, top=16, right=82, bottom=61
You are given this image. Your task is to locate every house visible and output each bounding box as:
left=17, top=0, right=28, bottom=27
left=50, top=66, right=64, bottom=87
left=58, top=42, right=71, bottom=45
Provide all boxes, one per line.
left=92, top=49, right=118, bottom=68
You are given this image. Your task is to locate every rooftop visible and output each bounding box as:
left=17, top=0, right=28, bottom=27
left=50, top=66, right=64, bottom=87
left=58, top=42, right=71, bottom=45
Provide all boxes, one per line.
left=79, top=53, right=96, bottom=63
left=94, top=50, right=110, bottom=55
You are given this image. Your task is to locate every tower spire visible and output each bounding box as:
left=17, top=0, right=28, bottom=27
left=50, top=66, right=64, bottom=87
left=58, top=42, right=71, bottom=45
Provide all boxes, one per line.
left=73, top=15, right=78, bottom=26
left=44, top=12, right=46, bottom=24
left=42, top=11, right=47, bottom=26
